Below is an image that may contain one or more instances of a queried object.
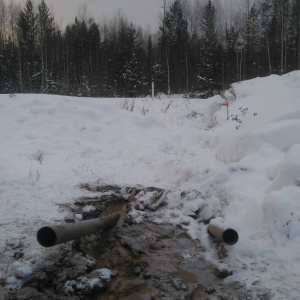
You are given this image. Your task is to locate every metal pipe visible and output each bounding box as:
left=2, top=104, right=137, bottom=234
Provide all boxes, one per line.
left=208, top=223, right=239, bottom=245
left=37, top=214, right=120, bottom=247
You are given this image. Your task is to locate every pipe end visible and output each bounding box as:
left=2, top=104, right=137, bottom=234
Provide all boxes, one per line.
left=37, top=226, right=57, bottom=247
left=222, top=228, right=239, bottom=245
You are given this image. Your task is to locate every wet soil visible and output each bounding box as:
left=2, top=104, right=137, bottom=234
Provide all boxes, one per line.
left=92, top=221, right=218, bottom=300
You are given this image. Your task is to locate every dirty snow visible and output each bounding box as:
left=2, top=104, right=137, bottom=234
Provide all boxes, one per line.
left=1, top=71, right=300, bottom=299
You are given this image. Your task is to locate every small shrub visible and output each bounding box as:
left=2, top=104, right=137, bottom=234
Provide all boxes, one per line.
left=161, top=100, right=173, bottom=113
left=120, top=99, right=135, bottom=111
left=140, top=106, right=149, bottom=116
left=29, top=150, right=46, bottom=164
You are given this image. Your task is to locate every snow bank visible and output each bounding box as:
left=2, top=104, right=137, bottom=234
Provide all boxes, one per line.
left=262, top=145, right=300, bottom=245
left=201, top=74, right=300, bottom=298
left=263, top=187, right=300, bottom=244
left=216, top=133, right=260, bottom=163
left=215, top=73, right=300, bottom=162
left=267, top=144, right=300, bottom=191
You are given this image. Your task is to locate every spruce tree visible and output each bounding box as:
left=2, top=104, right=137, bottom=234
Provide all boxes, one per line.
left=245, top=4, right=261, bottom=78
left=0, top=37, right=19, bottom=93
left=17, top=0, right=39, bottom=92
left=225, top=26, right=239, bottom=85
left=159, top=0, right=188, bottom=94
left=37, top=0, right=57, bottom=93
left=146, top=35, right=153, bottom=92
left=64, top=17, right=99, bottom=96
left=260, top=0, right=272, bottom=74
left=198, top=0, right=221, bottom=97
left=287, top=0, right=300, bottom=70
left=265, top=0, right=290, bottom=74
left=86, top=20, right=101, bottom=96
left=114, top=23, right=147, bottom=97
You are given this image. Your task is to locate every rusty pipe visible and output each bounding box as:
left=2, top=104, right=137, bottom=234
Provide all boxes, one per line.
left=37, top=214, right=120, bottom=247
left=208, top=223, right=239, bottom=245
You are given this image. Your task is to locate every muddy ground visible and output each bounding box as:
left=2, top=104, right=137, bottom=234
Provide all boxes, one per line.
left=0, top=184, right=272, bottom=300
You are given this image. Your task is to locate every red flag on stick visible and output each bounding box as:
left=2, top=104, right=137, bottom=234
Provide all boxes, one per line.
left=221, top=102, right=229, bottom=120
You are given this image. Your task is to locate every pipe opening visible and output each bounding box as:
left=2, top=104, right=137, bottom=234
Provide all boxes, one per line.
left=222, top=228, right=239, bottom=245
left=37, top=226, right=57, bottom=247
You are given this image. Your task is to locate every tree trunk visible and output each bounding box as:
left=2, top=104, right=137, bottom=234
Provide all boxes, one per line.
left=185, top=41, right=189, bottom=92
left=166, top=45, right=170, bottom=96
left=18, top=49, right=23, bottom=92
left=266, top=37, right=272, bottom=74
left=280, top=9, right=284, bottom=74
left=239, top=49, right=243, bottom=81
left=297, top=0, right=300, bottom=68
left=236, top=50, right=239, bottom=82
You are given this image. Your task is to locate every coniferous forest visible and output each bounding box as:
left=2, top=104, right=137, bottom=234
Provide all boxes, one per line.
left=0, top=0, right=299, bottom=98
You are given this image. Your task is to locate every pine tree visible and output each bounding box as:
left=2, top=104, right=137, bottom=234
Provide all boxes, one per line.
left=198, top=0, right=221, bottom=97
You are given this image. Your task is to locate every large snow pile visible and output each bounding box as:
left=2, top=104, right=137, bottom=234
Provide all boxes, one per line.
left=0, top=71, right=300, bottom=299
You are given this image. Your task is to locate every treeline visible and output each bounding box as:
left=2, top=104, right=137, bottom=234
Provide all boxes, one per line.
left=0, top=0, right=300, bottom=98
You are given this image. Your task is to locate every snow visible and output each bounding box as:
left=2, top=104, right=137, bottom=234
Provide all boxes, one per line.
left=96, top=268, right=114, bottom=281
left=63, top=268, right=113, bottom=294
left=5, top=277, right=22, bottom=292
left=64, top=277, right=103, bottom=294
left=1, top=72, right=300, bottom=298
left=7, top=262, right=32, bottom=279
left=82, top=205, right=96, bottom=213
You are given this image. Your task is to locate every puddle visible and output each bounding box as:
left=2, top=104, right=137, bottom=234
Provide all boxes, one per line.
left=101, top=202, right=127, bottom=226
left=175, top=265, right=198, bottom=284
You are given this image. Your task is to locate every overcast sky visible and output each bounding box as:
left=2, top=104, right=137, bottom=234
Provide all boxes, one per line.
left=10, top=0, right=237, bottom=32
left=40, top=0, right=163, bottom=31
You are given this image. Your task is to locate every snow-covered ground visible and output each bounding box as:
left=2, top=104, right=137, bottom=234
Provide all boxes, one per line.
left=1, top=71, right=300, bottom=298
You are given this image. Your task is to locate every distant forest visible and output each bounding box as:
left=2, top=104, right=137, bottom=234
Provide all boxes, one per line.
left=0, top=0, right=299, bottom=98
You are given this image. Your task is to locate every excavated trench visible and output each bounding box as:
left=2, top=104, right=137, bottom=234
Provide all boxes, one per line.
left=73, top=184, right=221, bottom=299
left=71, top=184, right=257, bottom=300
left=1, top=184, right=271, bottom=300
